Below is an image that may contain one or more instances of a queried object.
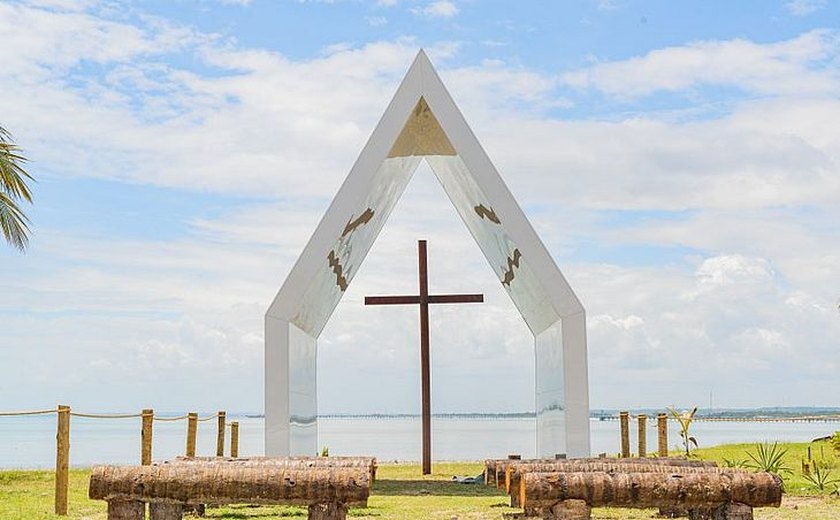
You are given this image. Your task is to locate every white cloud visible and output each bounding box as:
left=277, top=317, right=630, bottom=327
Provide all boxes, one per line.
left=366, top=15, right=388, bottom=26
left=563, top=30, right=840, bottom=98
left=25, top=0, right=100, bottom=11
left=694, top=255, right=774, bottom=291
left=785, top=0, right=827, bottom=16
left=1, top=3, right=839, bottom=412
left=413, top=0, right=459, bottom=18
left=376, top=0, right=398, bottom=5
left=595, top=0, right=620, bottom=10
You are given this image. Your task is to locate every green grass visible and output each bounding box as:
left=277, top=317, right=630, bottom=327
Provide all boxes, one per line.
left=1, top=451, right=839, bottom=520
left=693, top=438, right=840, bottom=496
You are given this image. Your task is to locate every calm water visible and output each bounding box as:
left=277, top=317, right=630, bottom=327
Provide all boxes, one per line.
left=0, top=416, right=835, bottom=469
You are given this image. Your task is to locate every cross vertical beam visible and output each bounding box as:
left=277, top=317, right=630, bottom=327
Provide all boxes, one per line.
left=418, top=239, right=431, bottom=475
left=365, top=240, right=483, bottom=474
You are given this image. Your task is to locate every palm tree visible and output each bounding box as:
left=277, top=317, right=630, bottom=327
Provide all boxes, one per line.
left=0, top=125, right=34, bottom=251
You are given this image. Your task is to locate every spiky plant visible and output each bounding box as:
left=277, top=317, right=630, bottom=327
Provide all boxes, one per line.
left=745, top=442, right=792, bottom=476
left=804, top=465, right=839, bottom=492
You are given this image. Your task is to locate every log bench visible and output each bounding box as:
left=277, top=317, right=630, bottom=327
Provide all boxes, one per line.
left=89, top=462, right=371, bottom=520
left=158, top=455, right=378, bottom=483
left=518, top=471, right=782, bottom=520
left=485, top=456, right=715, bottom=490
left=504, top=461, right=743, bottom=506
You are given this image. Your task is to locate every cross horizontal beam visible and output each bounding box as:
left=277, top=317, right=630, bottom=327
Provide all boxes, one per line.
left=364, top=294, right=484, bottom=306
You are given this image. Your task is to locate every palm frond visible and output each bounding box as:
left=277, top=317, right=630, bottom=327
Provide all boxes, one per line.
left=0, top=125, right=34, bottom=251
left=0, top=126, right=34, bottom=202
left=0, top=191, right=31, bottom=251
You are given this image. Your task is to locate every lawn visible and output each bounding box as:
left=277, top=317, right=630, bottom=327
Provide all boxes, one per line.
left=1, top=445, right=839, bottom=520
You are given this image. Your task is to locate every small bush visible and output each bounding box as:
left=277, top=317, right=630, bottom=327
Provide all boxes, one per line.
left=745, top=442, right=792, bottom=476
left=803, top=465, right=839, bottom=492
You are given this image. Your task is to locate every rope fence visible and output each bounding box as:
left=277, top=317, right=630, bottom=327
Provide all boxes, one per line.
left=152, top=414, right=191, bottom=422
left=0, top=407, right=59, bottom=416
left=70, top=411, right=143, bottom=419
left=0, top=405, right=241, bottom=516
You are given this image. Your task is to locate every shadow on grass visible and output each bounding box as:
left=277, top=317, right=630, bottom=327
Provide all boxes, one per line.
left=372, top=479, right=508, bottom=497
left=201, top=504, right=384, bottom=518
left=203, top=504, right=305, bottom=518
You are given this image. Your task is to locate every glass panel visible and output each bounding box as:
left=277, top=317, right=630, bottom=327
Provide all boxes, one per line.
left=289, top=323, right=317, bottom=455
left=535, top=320, right=566, bottom=457
left=293, top=156, right=422, bottom=336
left=426, top=155, right=559, bottom=334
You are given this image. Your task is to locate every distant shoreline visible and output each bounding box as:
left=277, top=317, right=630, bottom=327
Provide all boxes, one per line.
left=242, top=407, right=840, bottom=420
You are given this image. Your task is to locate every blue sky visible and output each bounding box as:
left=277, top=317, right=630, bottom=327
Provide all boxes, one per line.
left=1, top=0, right=839, bottom=416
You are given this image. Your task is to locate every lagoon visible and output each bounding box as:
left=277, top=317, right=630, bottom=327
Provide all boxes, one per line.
left=1, top=415, right=835, bottom=469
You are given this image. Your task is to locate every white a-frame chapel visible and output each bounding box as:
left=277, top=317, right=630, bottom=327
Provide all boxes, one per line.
left=265, top=51, right=590, bottom=459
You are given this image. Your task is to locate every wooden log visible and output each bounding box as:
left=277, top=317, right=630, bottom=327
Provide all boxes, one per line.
left=620, top=411, right=630, bottom=458
left=549, top=499, right=591, bottom=520
left=161, top=456, right=377, bottom=482
left=506, top=461, right=746, bottom=497
left=658, top=413, right=669, bottom=457
left=494, top=455, right=716, bottom=494
left=520, top=471, right=782, bottom=510
left=484, top=459, right=496, bottom=486
left=216, top=411, right=226, bottom=457
left=186, top=413, right=197, bottom=458
left=149, top=502, right=182, bottom=520
left=230, top=422, right=239, bottom=458
left=169, top=455, right=375, bottom=465
left=688, top=502, right=753, bottom=520
left=638, top=413, right=647, bottom=458
left=308, top=502, right=348, bottom=520
left=55, top=404, right=70, bottom=516
left=107, top=500, right=144, bottom=520
left=89, top=464, right=370, bottom=507
left=492, top=456, right=716, bottom=471
left=142, top=409, right=154, bottom=466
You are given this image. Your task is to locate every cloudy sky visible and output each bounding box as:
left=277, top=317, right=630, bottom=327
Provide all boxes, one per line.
left=1, top=0, right=838, bottom=416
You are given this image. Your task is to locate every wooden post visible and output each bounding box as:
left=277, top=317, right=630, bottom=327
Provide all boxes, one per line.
left=619, top=411, right=630, bottom=458
left=548, top=499, right=592, bottom=520
left=149, top=502, right=183, bottom=520
left=230, top=421, right=239, bottom=458
left=638, top=413, right=647, bottom=458
left=418, top=240, right=431, bottom=475
left=658, top=413, right=668, bottom=457
left=186, top=413, right=197, bottom=457
left=141, top=409, right=153, bottom=465
left=216, top=411, right=226, bottom=457
left=107, top=500, right=145, bottom=520
left=308, top=503, right=348, bottom=520
left=55, top=404, right=70, bottom=516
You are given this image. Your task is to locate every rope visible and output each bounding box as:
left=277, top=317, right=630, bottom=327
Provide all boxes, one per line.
left=153, top=414, right=190, bottom=422
left=1, top=409, right=227, bottom=421
left=0, top=408, right=57, bottom=416
left=69, top=412, right=143, bottom=419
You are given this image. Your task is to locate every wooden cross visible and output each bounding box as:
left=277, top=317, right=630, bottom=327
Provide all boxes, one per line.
left=365, top=240, right=483, bottom=475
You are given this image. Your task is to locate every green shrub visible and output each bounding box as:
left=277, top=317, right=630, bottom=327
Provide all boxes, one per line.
left=745, top=442, right=792, bottom=476
left=804, top=465, right=839, bottom=492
